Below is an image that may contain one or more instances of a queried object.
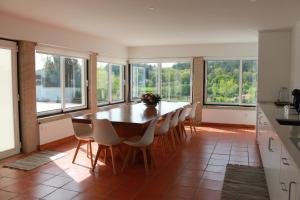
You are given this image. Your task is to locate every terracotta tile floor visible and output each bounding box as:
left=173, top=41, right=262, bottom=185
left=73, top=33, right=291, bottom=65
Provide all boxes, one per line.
left=0, top=125, right=260, bottom=200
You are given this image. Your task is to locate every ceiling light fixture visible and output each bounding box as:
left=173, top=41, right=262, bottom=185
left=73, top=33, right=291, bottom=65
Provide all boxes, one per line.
left=148, top=7, right=155, bottom=11
left=249, top=0, right=257, bottom=2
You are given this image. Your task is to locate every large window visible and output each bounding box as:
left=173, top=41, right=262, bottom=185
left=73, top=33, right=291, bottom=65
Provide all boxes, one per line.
left=205, top=59, right=257, bottom=106
left=131, top=62, right=192, bottom=102
left=131, top=63, right=159, bottom=99
left=96, top=62, right=124, bottom=105
left=36, top=52, right=87, bottom=115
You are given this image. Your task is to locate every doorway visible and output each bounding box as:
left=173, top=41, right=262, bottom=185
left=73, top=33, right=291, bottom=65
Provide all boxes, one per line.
left=0, top=39, right=20, bottom=159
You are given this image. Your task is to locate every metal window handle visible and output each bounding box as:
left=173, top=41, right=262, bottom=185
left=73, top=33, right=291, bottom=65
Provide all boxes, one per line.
left=268, top=137, right=274, bottom=152
left=281, top=182, right=288, bottom=192
left=282, top=158, right=290, bottom=166
left=288, top=181, right=296, bottom=200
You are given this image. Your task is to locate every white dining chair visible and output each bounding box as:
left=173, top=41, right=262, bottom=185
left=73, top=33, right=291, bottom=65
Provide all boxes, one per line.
left=122, top=118, right=158, bottom=175
left=92, top=119, right=124, bottom=174
left=186, top=101, right=200, bottom=135
left=169, top=109, right=182, bottom=149
left=72, top=122, right=94, bottom=167
left=178, top=108, right=188, bottom=141
left=154, top=112, right=173, bottom=154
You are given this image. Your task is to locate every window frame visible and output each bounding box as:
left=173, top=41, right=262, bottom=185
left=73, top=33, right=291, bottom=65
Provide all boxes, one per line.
left=204, top=58, right=257, bottom=107
left=130, top=61, right=193, bottom=102
left=36, top=51, right=88, bottom=117
left=96, top=62, right=125, bottom=106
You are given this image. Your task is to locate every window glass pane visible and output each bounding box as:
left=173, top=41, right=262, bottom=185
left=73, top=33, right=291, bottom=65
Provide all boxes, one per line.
left=36, top=53, right=61, bottom=113
left=161, top=62, right=191, bottom=102
left=96, top=62, right=109, bottom=104
left=64, top=57, right=85, bottom=109
left=242, top=60, right=257, bottom=104
left=206, top=60, right=240, bottom=104
left=131, top=63, right=158, bottom=99
left=111, top=64, right=123, bottom=102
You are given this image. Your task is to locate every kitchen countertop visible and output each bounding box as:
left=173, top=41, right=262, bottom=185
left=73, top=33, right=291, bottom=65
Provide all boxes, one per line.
left=259, top=102, right=300, bottom=169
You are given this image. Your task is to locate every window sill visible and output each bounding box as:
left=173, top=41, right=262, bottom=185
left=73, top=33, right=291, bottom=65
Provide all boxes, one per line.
left=203, top=105, right=256, bottom=111
left=37, top=108, right=91, bottom=124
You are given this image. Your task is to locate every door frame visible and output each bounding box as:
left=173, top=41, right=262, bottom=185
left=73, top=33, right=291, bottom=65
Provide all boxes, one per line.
left=0, top=39, right=20, bottom=159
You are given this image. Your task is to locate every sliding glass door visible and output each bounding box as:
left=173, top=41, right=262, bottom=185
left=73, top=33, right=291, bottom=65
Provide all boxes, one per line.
left=0, top=40, right=20, bottom=159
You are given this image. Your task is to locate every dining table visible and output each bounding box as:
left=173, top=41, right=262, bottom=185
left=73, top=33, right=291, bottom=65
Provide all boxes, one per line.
left=72, top=101, right=190, bottom=137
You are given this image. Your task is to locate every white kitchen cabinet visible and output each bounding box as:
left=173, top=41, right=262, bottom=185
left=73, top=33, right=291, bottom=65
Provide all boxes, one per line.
left=257, top=105, right=300, bottom=200
left=279, top=146, right=300, bottom=200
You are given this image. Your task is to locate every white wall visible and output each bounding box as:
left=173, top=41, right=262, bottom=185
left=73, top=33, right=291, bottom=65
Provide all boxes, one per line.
left=290, top=22, right=300, bottom=90
left=129, top=43, right=258, bottom=58
left=0, top=12, right=128, bottom=58
left=39, top=118, right=74, bottom=145
left=258, top=30, right=291, bottom=102
left=129, top=43, right=258, bottom=125
left=202, top=108, right=256, bottom=125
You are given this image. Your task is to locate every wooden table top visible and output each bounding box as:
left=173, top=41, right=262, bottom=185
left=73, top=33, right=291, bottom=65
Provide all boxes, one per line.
left=72, top=101, right=190, bottom=124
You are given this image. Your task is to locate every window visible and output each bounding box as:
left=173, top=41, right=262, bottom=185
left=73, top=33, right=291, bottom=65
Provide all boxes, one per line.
left=35, top=52, right=87, bottom=115
left=96, top=62, right=124, bottom=105
left=130, top=62, right=192, bottom=102
left=161, top=63, right=191, bottom=102
left=131, top=63, right=159, bottom=100
left=205, top=59, right=257, bottom=106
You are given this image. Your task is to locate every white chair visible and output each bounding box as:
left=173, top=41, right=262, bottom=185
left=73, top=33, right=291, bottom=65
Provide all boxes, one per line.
left=178, top=108, right=188, bottom=140
left=72, top=122, right=94, bottom=167
left=186, top=101, right=200, bottom=135
left=122, top=118, right=158, bottom=175
left=154, top=112, right=173, bottom=154
left=92, top=119, right=124, bottom=174
left=169, top=109, right=182, bottom=149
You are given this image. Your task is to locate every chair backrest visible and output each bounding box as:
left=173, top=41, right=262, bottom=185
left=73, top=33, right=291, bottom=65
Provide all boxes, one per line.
left=138, top=118, right=158, bottom=146
left=189, top=102, right=200, bottom=119
left=159, top=112, right=173, bottom=134
left=92, top=119, right=121, bottom=146
left=178, top=108, right=187, bottom=122
left=170, top=109, right=181, bottom=128
left=73, top=122, right=92, bottom=138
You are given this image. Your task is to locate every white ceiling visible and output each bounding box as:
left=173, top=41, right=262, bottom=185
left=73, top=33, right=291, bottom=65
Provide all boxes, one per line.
left=0, top=0, right=300, bottom=46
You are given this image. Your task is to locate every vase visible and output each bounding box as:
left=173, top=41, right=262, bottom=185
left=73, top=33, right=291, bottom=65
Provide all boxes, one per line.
left=145, top=103, right=157, bottom=108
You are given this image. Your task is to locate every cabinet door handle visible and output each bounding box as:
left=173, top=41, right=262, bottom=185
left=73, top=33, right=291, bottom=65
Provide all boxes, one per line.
left=282, top=158, right=290, bottom=166
left=288, top=181, right=296, bottom=200
left=280, top=182, right=288, bottom=192
left=268, top=137, right=274, bottom=152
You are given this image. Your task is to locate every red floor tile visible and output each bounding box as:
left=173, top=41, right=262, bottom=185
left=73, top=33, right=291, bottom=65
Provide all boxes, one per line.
left=43, top=188, right=78, bottom=200
left=0, top=125, right=258, bottom=200
left=0, top=190, right=18, bottom=200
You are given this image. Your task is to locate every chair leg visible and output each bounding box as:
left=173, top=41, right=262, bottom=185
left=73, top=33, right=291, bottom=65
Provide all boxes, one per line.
left=161, top=136, right=166, bottom=155
left=72, top=140, right=82, bottom=164
left=132, top=149, right=137, bottom=165
left=182, top=124, right=187, bottom=138
left=104, top=148, right=107, bottom=164
left=87, top=143, right=89, bottom=158
left=174, top=128, right=180, bottom=144
left=164, top=135, right=171, bottom=152
left=92, top=144, right=101, bottom=172
left=141, top=147, right=149, bottom=175
left=110, top=146, right=117, bottom=175
left=170, top=129, right=176, bottom=150
left=148, top=146, right=156, bottom=169
left=192, top=119, right=197, bottom=133
left=89, top=140, right=93, bottom=167
left=122, top=147, right=132, bottom=172
left=117, top=146, right=124, bottom=160
left=189, top=119, right=194, bottom=135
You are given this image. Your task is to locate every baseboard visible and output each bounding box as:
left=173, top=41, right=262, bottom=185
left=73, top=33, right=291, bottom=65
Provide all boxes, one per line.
left=201, top=122, right=255, bottom=129
left=39, top=135, right=76, bottom=150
